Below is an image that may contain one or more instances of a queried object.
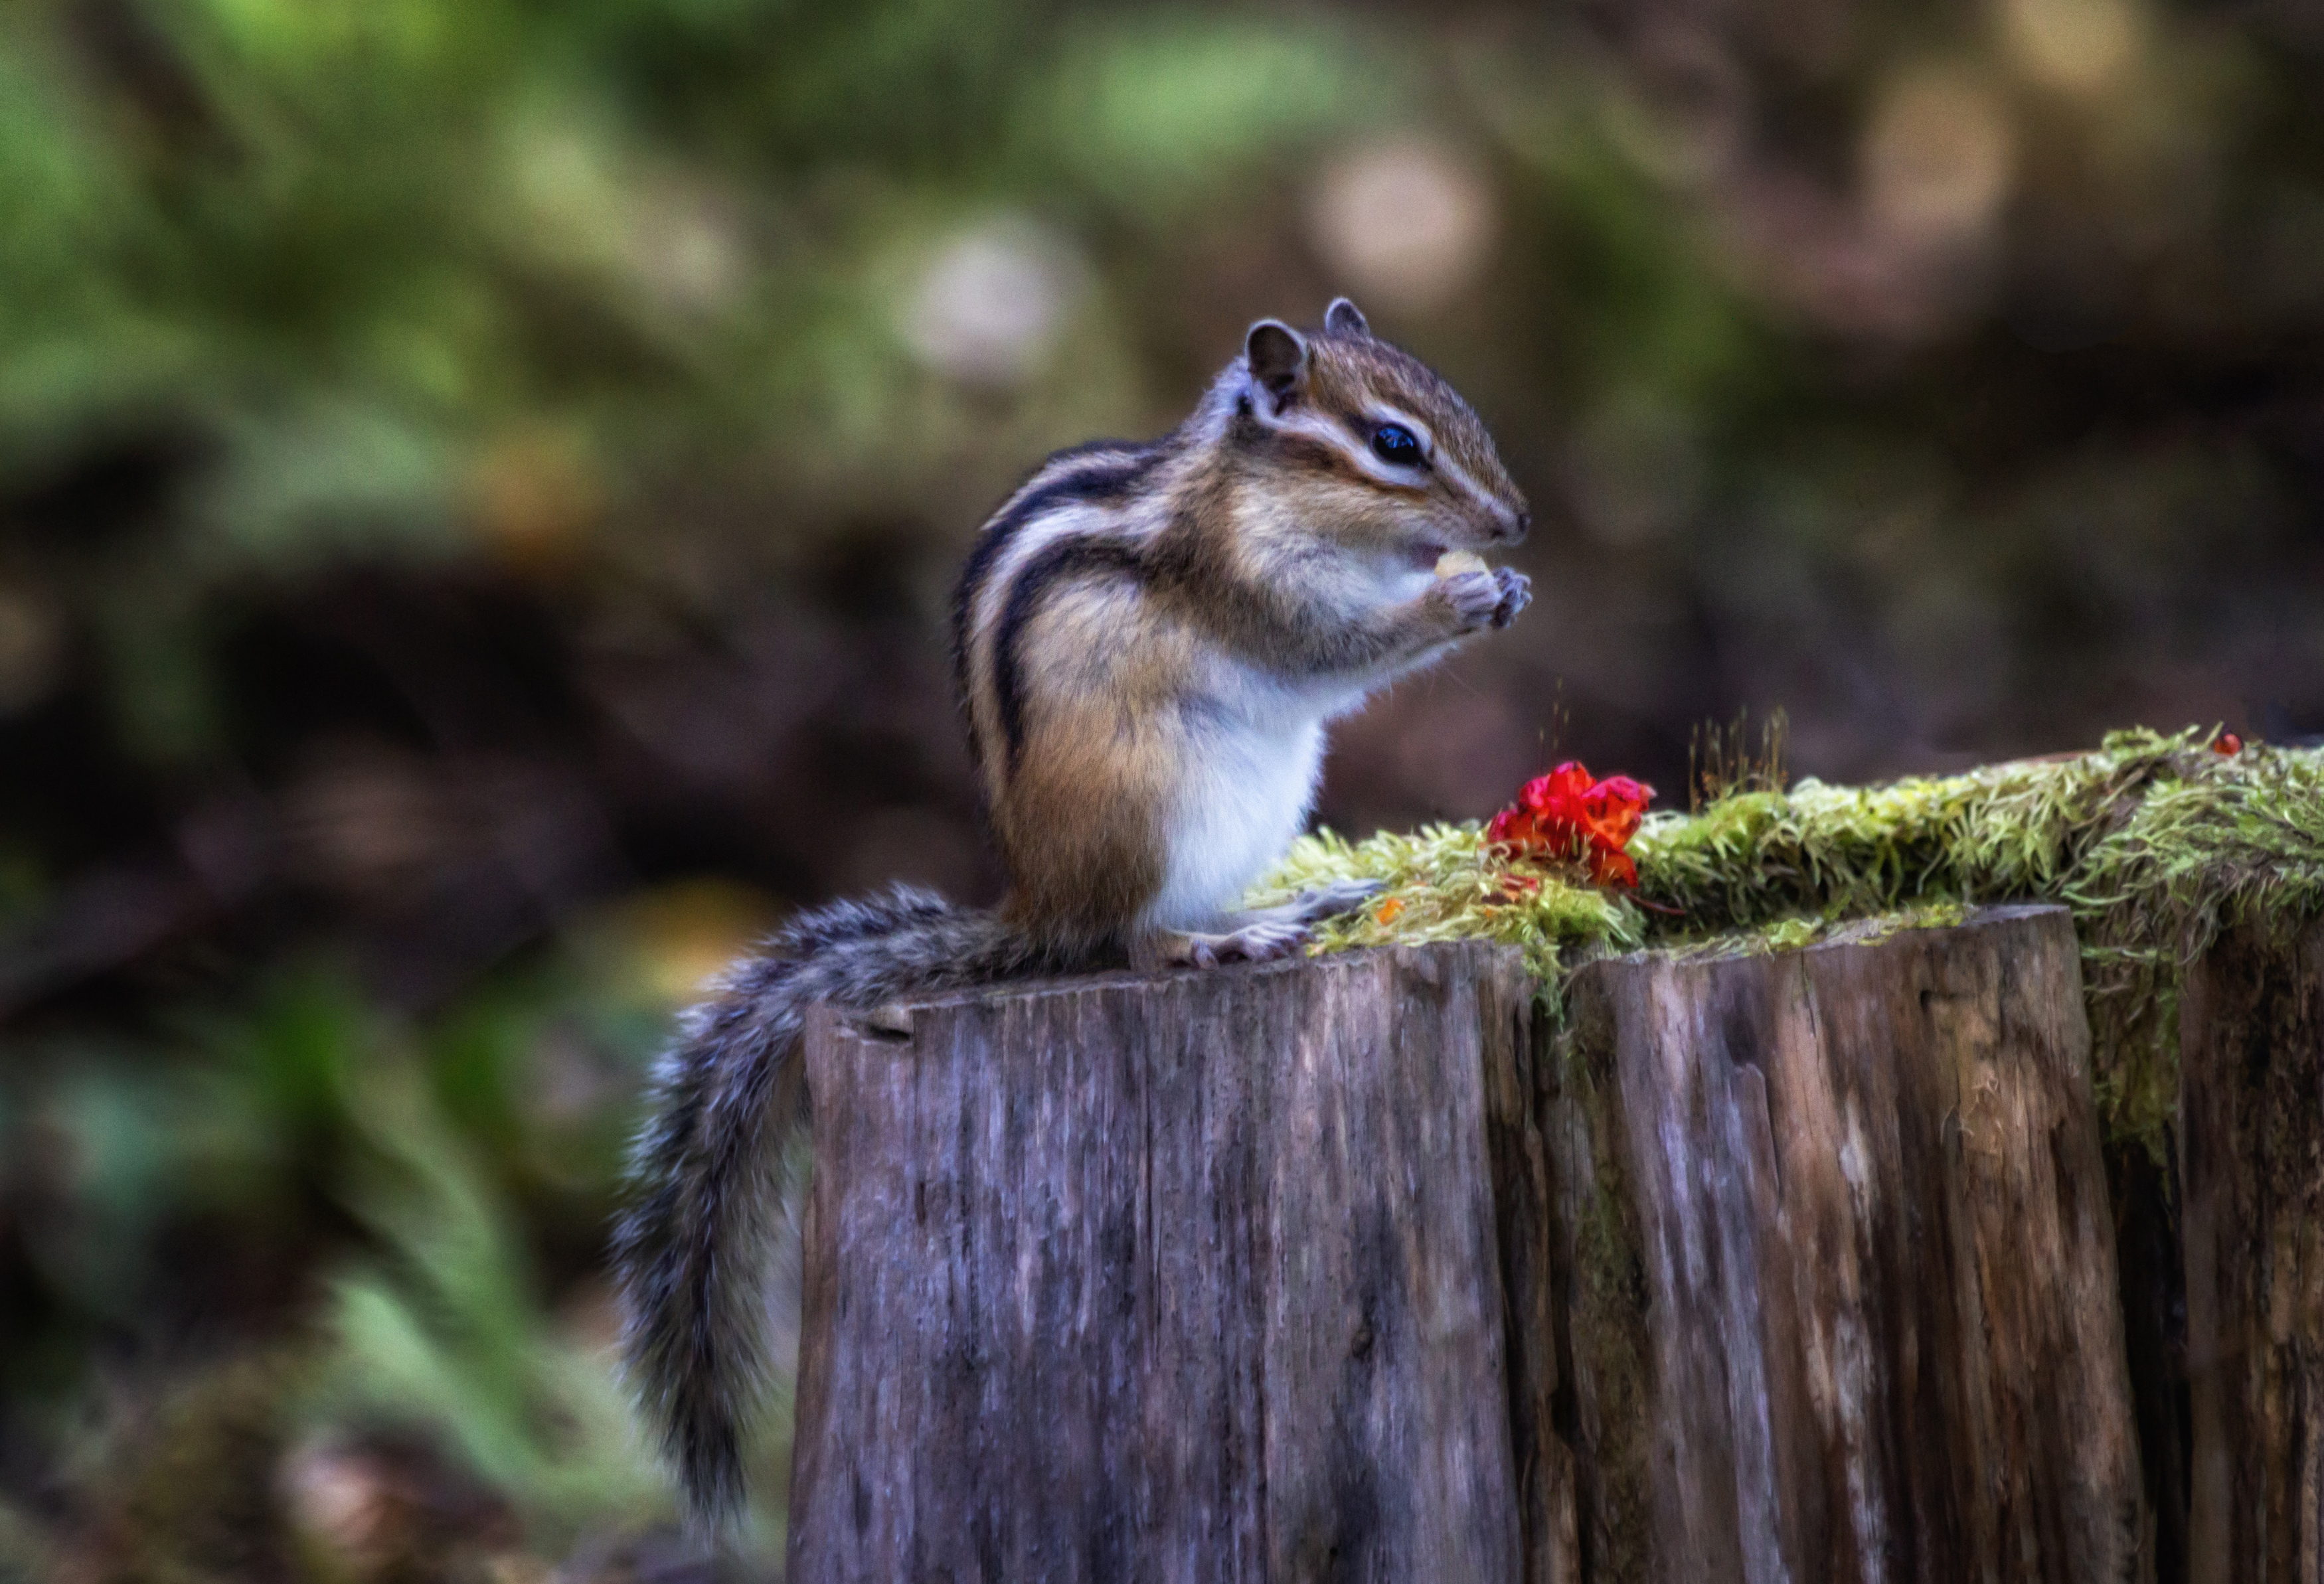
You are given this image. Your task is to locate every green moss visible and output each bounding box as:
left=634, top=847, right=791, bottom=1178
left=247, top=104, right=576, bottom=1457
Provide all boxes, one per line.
left=1249, top=821, right=1643, bottom=1010
left=1663, top=899, right=1973, bottom=963
left=1255, top=728, right=2324, bottom=1153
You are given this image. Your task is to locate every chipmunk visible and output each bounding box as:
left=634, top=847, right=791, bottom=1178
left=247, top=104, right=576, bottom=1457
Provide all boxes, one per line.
left=614, top=296, right=1533, bottom=1524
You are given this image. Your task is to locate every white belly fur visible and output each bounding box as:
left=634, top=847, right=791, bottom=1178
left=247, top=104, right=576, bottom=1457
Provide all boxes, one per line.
left=1142, top=686, right=1329, bottom=933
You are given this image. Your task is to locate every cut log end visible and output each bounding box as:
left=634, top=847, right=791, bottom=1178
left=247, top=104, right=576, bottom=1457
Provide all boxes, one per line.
left=789, top=943, right=1534, bottom=1583
left=781, top=904, right=2254, bottom=1583
left=1549, top=902, right=2141, bottom=1583
left=2177, top=915, right=2324, bottom=1583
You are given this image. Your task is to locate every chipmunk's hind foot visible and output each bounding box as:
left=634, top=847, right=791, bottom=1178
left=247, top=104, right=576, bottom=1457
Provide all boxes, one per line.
left=1270, top=877, right=1384, bottom=924
left=1155, top=919, right=1309, bottom=969
left=1144, top=879, right=1384, bottom=971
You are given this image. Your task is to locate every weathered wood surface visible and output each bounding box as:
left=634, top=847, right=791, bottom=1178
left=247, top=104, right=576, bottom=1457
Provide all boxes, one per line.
left=1543, top=904, right=2143, bottom=1582
left=2180, top=917, right=2324, bottom=1584
left=787, top=907, right=2158, bottom=1583
left=788, top=941, right=1536, bottom=1584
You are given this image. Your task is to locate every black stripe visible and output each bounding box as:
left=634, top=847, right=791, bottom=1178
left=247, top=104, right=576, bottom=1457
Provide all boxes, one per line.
left=951, top=445, right=1160, bottom=759
left=1327, top=400, right=1374, bottom=447
left=994, top=534, right=1150, bottom=771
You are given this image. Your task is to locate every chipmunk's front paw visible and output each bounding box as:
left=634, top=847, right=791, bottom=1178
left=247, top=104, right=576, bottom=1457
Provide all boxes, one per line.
left=1489, top=568, right=1532, bottom=629
left=1438, top=568, right=1504, bottom=631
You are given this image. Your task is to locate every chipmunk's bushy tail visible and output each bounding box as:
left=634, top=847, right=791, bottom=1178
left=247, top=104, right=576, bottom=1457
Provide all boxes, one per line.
left=612, top=884, right=1058, bottom=1527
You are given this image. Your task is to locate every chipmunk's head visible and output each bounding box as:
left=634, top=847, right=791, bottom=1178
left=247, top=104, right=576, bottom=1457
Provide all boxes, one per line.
left=1223, top=297, right=1529, bottom=568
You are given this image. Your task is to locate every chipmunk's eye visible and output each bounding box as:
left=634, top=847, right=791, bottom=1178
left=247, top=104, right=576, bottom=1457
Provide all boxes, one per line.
left=1370, top=423, right=1424, bottom=468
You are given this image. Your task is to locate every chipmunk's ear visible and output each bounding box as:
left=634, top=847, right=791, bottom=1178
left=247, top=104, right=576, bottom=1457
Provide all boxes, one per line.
left=1244, top=319, right=1309, bottom=407
left=1324, top=297, right=1370, bottom=337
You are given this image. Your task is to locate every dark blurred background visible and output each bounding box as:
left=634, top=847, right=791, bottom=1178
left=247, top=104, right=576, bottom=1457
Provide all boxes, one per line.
left=3, top=0, right=2321, bottom=1575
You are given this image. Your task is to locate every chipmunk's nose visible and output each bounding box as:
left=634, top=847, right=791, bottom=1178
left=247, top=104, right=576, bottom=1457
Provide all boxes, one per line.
left=1499, top=507, right=1531, bottom=544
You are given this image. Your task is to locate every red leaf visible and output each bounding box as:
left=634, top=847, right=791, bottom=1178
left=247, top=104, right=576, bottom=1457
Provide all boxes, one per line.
left=1486, top=759, right=1656, bottom=888
left=1589, top=848, right=1638, bottom=888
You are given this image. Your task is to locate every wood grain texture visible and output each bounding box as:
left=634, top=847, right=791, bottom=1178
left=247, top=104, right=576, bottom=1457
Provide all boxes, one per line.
left=2180, top=917, right=2324, bottom=1584
left=2108, top=1133, right=2191, bottom=1584
left=788, top=941, right=1533, bottom=1584
left=1543, top=904, right=2142, bottom=1583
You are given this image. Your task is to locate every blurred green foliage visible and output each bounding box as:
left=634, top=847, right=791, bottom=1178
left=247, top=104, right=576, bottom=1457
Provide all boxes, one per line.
left=3, top=949, right=699, bottom=1575
left=4, top=0, right=2323, bottom=1574
left=0, top=0, right=1442, bottom=781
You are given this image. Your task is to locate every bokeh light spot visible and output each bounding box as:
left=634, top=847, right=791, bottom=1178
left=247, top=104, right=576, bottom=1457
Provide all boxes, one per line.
left=1307, top=138, right=1497, bottom=315
left=900, top=217, right=1088, bottom=387
left=1862, top=67, right=2016, bottom=252
left=2000, top=0, right=2145, bottom=95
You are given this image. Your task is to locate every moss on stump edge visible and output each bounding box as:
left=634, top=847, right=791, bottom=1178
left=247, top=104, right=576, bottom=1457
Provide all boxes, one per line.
left=1251, top=726, right=2324, bottom=1156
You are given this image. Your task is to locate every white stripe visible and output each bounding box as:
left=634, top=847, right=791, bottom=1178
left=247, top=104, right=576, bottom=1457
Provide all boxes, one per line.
left=965, top=477, right=1150, bottom=651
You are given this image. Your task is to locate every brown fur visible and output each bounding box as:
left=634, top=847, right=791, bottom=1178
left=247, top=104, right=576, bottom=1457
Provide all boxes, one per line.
left=1303, top=327, right=1521, bottom=502
left=955, top=311, right=1526, bottom=956
left=993, top=581, right=1183, bottom=945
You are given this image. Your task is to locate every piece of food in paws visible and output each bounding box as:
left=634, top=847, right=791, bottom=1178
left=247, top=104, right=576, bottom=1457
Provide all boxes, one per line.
left=1434, top=549, right=1489, bottom=580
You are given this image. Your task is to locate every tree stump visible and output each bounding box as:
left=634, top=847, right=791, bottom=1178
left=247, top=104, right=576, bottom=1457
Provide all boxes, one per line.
left=788, top=943, right=1538, bottom=1583
left=2179, top=917, right=2324, bottom=1584
left=1542, top=903, right=2143, bottom=1582
left=786, top=906, right=2145, bottom=1582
